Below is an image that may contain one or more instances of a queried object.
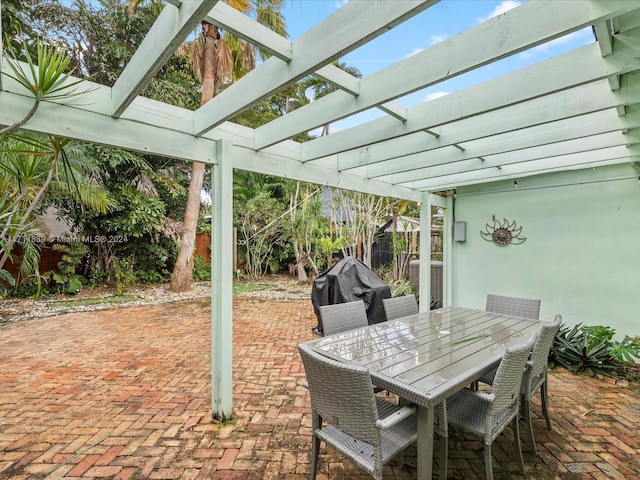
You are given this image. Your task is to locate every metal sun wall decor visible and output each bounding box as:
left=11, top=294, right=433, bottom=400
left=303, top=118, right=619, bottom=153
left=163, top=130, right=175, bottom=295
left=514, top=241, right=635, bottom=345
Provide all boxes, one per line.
left=480, top=215, right=527, bottom=247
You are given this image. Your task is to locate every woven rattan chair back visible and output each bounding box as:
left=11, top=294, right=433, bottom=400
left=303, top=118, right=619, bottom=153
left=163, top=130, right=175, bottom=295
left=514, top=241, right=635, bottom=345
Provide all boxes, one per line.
left=521, top=314, right=562, bottom=455
left=486, top=294, right=541, bottom=319
left=525, top=314, right=562, bottom=396
left=298, top=343, right=380, bottom=444
left=488, top=334, right=537, bottom=430
left=383, top=294, right=419, bottom=321
left=446, top=334, right=536, bottom=480
left=318, top=300, right=368, bottom=336
left=298, top=343, right=418, bottom=480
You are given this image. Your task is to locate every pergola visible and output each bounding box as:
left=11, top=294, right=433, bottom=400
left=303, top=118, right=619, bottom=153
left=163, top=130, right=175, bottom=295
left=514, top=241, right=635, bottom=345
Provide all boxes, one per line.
left=1, top=0, right=639, bottom=418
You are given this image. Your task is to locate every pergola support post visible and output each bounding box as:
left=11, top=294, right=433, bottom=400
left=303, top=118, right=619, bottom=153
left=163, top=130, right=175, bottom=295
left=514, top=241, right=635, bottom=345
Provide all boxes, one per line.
left=211, top=140, right=234, bottom=420
left=437, top=194, right=453, bottom=307
left=419, top=193, right=432, bottom=312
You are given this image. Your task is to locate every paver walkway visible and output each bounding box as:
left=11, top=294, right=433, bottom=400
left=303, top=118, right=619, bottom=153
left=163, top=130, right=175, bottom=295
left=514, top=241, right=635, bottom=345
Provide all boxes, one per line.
left=0, top=298, right=638, bottom=479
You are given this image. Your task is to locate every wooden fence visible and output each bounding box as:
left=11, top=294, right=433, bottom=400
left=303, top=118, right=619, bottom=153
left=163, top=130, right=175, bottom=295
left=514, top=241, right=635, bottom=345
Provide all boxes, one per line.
left=2, top=232, right=212, bottom=282
left=3, top=243, right=64, bottom=280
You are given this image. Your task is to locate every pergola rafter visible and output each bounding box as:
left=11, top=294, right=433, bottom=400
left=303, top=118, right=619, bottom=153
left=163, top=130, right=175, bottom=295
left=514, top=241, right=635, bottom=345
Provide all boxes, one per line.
left=2, top=0, right=640, bottom=423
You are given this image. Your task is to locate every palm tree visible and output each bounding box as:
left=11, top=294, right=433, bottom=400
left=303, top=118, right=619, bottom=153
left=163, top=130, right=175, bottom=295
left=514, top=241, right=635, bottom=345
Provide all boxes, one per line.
left=298, top=60, right=362, bottom=137
left=128, top=0, right=287, bottom=291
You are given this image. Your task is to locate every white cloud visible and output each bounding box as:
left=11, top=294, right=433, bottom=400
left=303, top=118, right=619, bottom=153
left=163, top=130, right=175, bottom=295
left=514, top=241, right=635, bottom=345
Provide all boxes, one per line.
left=476, top=0, right=521, bottom=23
left=404, top=35, right=448, bottom=58
left=405, top=47, right=425, bottom=58
left=519, top=28, right=592, bottom=59
left=430, top=34, right=448, bottom=45
left=424, top=91, right=450, bottom=102
left=334, top=0, right=349, bottom=9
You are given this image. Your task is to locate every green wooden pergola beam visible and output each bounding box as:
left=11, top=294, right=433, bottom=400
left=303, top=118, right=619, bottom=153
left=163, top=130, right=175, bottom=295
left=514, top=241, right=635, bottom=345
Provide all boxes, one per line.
left=384, top=119, right=640, bottom=185
left=193, top=0, right=436, bottom=136
left=260, top=0, right=636, bottom=151
left=301, top=36, right=640, bottom=161
left=410, top=145, right=640, bottom=190
left=111, top=0, right=220, bottom=117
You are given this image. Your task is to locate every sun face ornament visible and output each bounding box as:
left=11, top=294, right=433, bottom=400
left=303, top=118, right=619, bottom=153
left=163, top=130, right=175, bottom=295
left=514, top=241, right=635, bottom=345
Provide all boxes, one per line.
left=480, top=216, right=526, bottom=247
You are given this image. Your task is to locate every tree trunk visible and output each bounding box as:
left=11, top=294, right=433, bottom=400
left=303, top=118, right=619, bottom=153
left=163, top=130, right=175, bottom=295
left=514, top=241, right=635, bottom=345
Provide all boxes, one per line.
left=170, top=22, right=218, bottom=292
left=293, top=242, right=308, bottom=283
left=170, top=160, right=206, bottom=291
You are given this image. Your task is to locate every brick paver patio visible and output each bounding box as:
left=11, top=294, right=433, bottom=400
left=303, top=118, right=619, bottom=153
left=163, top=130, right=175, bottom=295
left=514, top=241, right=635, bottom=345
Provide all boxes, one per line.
left=0, top=297, right=638, bottom=479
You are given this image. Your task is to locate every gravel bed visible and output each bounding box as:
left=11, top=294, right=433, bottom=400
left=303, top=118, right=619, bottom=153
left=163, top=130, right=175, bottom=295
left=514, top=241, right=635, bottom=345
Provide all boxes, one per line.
left=0, top=275, right=311, bottom=325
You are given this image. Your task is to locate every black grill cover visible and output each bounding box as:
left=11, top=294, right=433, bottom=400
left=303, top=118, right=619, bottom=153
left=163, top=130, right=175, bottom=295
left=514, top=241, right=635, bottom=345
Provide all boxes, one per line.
left=311, top=256, right=391, bottom=333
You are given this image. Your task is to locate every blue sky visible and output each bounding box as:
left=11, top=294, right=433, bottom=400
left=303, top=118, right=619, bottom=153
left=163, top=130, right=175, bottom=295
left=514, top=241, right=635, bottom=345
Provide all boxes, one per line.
left=280, top=0, right=594, bottom=133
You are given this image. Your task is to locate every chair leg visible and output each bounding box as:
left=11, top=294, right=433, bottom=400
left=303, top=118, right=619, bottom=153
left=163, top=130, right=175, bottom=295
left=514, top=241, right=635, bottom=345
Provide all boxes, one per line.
left=512, top=416, right=525, bottom=474
left=484, top=443, right=494, bottom=480
left=522, top=396, right=537, bottom=456
left=310, top=412, right=321, bottom=480
left=541, top=375, right=552, bottom=431
left=439, top=433, right=448, bottom=480
left=310, top=435, right=320, bottom=480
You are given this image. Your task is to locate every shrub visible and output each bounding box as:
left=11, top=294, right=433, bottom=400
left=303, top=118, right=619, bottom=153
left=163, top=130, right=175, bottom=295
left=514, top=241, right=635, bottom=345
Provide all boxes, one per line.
left=192, top=255, right=211, bottom=281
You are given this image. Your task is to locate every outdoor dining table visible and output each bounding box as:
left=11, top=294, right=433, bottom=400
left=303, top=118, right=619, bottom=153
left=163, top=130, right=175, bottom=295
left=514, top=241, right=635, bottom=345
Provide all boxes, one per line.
left=303, top=305, right=542, bottom=479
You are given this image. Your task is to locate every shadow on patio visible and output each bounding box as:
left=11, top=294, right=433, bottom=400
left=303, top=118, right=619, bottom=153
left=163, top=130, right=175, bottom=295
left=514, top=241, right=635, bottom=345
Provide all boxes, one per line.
left=0, top=298, right=638, bottom=479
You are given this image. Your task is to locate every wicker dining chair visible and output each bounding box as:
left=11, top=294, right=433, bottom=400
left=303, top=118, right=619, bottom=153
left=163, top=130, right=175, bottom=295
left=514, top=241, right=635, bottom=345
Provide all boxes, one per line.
left=383, top=294, right=419, bottom=321
left=478, top=314, right=562, bottom=456
left=298, top=343, right=418, bottom=480
left=446, top=334, right=537, bottom=480
left=486, top=293, right=541, bottom=319
left=318, top=300, right=368, bottom=336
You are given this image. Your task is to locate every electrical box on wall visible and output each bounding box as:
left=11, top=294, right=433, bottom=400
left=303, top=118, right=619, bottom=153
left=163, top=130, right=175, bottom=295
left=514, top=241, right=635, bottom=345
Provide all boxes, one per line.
left=453, top=221, right=467, bottom=242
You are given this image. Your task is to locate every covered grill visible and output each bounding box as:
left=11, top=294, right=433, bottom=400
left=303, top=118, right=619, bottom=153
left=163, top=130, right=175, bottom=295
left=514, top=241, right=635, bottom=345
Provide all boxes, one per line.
left=311, top=257, right=391, bottom=334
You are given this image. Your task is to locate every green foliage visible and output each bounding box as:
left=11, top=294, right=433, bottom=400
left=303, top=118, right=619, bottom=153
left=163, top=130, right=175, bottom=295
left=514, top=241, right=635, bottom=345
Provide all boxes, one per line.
left=235, top=189, right=288, bottom=278
left=71, top=144, right=182, bottom=284
left=554, top=332, right=617, bottom=379
left=387, top=278, right=414, bottom=297
left=111, top=256, right=136, bottom=296
left=3, top=40, right=85, bottom=100
left=608, top=335, right=640, bottom=364
left=551, top=323, right=639, bottom=379
left=0, top=268, right=16, bottom=298
left=192, top=255, right=211, bottom=281
left=2, top=0, right=34, bottom=53
left=46, top=241, right=89, bottom=295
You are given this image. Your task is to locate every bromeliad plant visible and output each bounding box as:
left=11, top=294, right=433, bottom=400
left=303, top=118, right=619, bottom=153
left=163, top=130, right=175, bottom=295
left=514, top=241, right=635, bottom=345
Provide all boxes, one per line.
left=550, top=323, right=640, bottom=379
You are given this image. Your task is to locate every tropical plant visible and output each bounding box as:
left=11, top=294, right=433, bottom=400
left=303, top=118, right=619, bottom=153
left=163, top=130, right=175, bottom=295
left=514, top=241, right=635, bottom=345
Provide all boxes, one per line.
left=167, top=0, right=288, bottom=292
left=235, top=190, right=288, bottom=278
left=298, top=60, right=362, bottom=136
left=390, top=231, right=415, bottom=282
left=608, top=336, right=640, bottom=364
left=329, top=188, right=392, bottom=268
left=70, top=144, right=184, bottom=283
left=550, top=322, right=640, bottom=379
left=192, top=255, right=212, bottom=281
left=45, top=241, right=88, bottom=295
left=387, top=278, right=414, bottom=298
left=553, top=331, right=617, bottom=378
left=111, top=255, right=136, bottom=296
left=1, top=0, right=34, bottom=53
left=1, top=39, right=90, bottom=134
left=0, top=134, right=111, bottom=292
left=288, top=182, right=326, bottom=282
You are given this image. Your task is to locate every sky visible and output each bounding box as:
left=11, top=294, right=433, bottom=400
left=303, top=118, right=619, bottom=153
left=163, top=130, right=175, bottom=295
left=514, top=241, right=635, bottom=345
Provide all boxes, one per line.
left=279, top=0, right=594, bottom=134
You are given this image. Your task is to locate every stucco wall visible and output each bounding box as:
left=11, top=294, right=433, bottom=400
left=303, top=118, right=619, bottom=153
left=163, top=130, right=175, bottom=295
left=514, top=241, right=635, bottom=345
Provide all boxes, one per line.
left=451, top=165, right=640, bottom=338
